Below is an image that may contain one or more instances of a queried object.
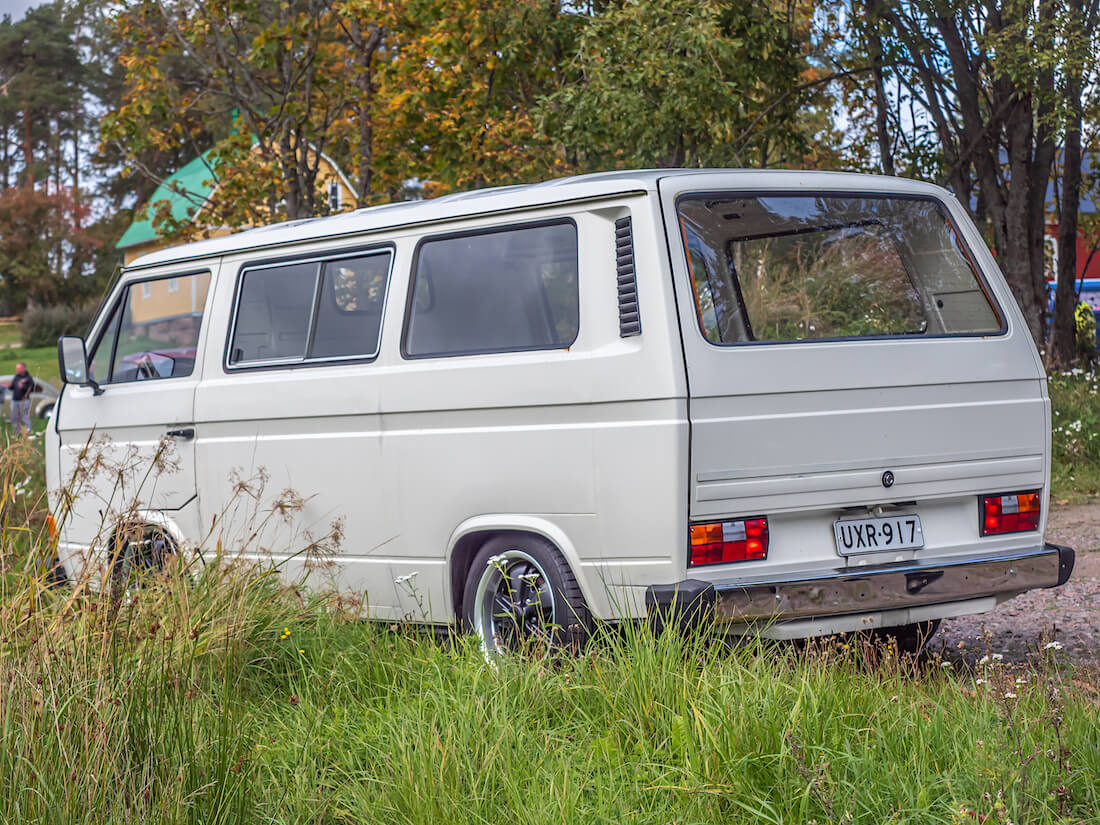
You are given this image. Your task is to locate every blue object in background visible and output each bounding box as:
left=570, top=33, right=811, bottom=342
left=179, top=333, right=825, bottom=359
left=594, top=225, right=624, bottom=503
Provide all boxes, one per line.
left=1046, top=278, right=1100, bottom=343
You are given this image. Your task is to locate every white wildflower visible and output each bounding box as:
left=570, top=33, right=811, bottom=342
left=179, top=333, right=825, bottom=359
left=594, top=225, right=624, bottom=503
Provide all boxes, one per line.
left=991, top=653, right=1004, bottom=662
left=940, top=660, right=953, bottom=668
left=975, top=678, right=987, bottom=685
left=1004, top=692, right=1017, bottom=699
left=393, top=571, right=419, bottom=586
left=1044, top=641, right=1064, bottom=651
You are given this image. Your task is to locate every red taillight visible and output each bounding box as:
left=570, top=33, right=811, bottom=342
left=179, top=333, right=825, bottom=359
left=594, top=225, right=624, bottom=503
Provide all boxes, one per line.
left=689, top=517, right=769, bottom=566
left=980, top=491, right=1040, bottom=536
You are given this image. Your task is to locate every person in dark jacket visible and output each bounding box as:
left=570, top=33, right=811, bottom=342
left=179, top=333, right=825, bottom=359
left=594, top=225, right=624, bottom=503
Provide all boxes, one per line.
left=9, top=362, right=34, bottom=436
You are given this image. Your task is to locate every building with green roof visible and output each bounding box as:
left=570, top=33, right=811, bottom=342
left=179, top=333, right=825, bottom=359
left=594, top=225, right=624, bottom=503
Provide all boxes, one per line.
left=116, top=146, right=354, bottom=265
left=116, top=152, right=220, bottom=264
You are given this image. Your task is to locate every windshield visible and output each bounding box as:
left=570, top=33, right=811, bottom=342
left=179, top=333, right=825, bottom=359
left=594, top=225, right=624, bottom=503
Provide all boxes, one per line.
left=677, top=194, right=1003, bottom=344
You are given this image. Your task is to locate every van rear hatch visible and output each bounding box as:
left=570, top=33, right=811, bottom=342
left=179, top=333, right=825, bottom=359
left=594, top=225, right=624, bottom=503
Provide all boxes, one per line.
left=658, top=173, right=1050, bottom=584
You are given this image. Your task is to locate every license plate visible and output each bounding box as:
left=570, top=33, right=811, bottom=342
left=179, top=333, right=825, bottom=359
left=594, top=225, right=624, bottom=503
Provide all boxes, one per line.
left=833, top=515, right=924, bottom=555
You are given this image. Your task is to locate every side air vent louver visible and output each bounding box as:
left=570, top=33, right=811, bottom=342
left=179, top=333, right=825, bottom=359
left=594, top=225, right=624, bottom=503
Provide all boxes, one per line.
left=615, top=216, right=641, bottom=337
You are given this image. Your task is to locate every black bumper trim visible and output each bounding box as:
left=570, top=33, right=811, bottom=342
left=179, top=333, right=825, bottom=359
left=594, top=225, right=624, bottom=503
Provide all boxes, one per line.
left=644, top=579, right=716, bottom=630
left=1047, top=542, right=1075, bottom=587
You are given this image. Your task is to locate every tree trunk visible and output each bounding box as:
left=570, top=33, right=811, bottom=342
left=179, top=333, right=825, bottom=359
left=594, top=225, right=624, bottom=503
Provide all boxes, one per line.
left=348, top=19, right=382, bottom=207
left=864, top=0, right=895, bottom=175
left=1051, top=0, right=1091, bottom=367
left=280, top=130, right=304, bottom=219
left=22, top=106, right=33, bottom=187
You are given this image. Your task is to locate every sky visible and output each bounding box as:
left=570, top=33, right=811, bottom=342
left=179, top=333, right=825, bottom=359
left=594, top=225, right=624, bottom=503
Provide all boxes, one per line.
left=0, top=0, right=37, bottom=21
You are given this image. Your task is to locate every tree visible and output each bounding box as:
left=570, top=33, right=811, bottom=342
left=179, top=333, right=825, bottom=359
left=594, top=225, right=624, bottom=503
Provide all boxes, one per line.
left=102, top=0, right=839, bottom=237
left=0, top=5, right=84, bottom=191
left=544, top=0, right=830, bottom=171
left=103, top=0, right=364, bottom=230
left=375, top=0, right=581, bottom=196
left=333, top=0, right=388, bottom=206
left=848, top=0, right=1100, bottom=353
left=0, top=187, right=99, bottom=312
left=0, top=3, right=112, bottom=312
left=1050, top=0, right=1100, bottom=365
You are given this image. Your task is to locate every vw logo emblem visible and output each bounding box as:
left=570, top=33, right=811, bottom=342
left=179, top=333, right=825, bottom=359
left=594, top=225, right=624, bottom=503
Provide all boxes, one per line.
left=881, top=470, right=895, bottom=488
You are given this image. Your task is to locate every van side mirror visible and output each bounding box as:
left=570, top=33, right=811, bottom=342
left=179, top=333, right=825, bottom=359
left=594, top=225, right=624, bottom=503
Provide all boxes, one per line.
left=58, top=336, right=103, bottom=395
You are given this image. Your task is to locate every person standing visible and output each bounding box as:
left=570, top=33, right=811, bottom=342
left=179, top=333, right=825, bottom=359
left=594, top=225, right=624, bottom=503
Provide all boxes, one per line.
left=9, top=362, right=34, bottom=436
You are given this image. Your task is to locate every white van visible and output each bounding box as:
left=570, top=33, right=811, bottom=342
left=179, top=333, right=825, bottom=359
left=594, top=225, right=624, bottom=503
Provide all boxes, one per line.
left=49, top=170, right=1074, bottom=653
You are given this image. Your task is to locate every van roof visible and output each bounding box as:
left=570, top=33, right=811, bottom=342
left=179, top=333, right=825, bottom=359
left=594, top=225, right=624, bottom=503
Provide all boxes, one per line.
left=125, top=168, right=948, bottom=270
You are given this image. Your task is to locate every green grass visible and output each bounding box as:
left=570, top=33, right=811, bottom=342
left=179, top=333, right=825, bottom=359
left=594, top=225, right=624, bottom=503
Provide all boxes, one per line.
left=0, top=321, right=62, bottom=381
left=0, top=556, right=1097, bottom=825
left=0, top=321, right=21, bottom=347
left=0, top=345, right=58, bottom=383
left=1050, top=369, right=1100, bottom=503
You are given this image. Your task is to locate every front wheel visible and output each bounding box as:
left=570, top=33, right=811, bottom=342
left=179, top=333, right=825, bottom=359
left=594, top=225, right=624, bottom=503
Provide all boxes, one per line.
left=109, top=523, right=177, bottom=600
left=462, top=533, right=591, bottom=657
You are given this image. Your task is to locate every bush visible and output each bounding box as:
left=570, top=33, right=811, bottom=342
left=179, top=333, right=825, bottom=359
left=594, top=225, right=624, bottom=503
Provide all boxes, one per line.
left=1050, top=368, right=1100, bottom=501
left=20, top=301, right=99, bottom=348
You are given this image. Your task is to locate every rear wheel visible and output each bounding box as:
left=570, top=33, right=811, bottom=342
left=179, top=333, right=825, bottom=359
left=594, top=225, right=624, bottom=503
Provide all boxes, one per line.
left=462, top=533, right=591, bottom=657
left=875, top=619, right=941, bottom=655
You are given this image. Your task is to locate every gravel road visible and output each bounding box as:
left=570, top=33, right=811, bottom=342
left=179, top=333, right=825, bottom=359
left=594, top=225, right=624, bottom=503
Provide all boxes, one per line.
left=937, top=501, right=1100, bottom=664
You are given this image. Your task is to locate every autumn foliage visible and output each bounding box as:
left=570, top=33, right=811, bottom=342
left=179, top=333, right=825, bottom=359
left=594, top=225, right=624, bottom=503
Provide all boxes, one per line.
left=100, top=0, right=829, bottom=240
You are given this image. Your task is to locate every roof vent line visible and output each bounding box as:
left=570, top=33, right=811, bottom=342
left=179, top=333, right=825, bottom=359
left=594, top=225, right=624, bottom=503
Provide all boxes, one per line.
left=615, top=216, right=641, bottom=337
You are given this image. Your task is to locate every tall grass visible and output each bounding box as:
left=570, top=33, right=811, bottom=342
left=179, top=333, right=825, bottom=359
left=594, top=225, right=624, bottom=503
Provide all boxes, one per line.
left=2, top=562, right=1097, bottom=824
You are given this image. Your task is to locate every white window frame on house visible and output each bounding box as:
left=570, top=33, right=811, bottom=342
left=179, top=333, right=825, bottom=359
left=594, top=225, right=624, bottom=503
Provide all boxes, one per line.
left=141, top=282, right=152, bottom=299
left=168, top=277, right=179, bottom=293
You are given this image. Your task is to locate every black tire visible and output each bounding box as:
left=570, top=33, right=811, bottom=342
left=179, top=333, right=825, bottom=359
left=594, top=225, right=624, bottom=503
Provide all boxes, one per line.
left=874, top=619, right=941, bottom=655
left=461, top=532, right=592, bottom=657
left=108, top=523, right=177, bottom=599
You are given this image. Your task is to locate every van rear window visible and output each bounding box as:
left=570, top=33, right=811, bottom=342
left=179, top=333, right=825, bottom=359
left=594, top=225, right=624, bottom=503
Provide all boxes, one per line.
left=403, top=221, right=579, bottom=358
left=677, top=194, right=1003, bottom=344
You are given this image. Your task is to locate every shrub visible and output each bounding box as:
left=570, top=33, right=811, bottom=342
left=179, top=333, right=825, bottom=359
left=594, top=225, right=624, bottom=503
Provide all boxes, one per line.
left=21, top=301, right=99, bottom=348
left=1050, top=368, right=1100, bottom=500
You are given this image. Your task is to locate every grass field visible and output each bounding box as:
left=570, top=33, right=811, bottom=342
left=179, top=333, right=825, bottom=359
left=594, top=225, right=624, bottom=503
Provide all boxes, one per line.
left=0, top=321, right=58, bottom=383
left=0, top=551, right=1097, bottom=825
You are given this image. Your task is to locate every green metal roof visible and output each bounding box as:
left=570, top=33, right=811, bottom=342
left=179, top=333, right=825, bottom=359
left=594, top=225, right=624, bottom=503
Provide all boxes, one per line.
left=117, top=151, right=219, bottom=250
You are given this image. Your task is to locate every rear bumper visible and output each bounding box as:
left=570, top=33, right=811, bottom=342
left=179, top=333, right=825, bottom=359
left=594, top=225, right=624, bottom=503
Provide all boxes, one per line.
left=645, top=543, right=1074, bottom=627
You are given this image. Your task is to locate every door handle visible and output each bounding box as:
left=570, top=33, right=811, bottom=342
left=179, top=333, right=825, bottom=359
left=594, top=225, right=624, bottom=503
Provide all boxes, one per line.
left=166, top=427, right=195, bottom=440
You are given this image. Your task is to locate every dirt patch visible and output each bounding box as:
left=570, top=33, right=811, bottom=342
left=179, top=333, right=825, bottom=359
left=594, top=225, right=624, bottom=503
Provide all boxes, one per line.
left=937, top=500, right=1100, bottom=664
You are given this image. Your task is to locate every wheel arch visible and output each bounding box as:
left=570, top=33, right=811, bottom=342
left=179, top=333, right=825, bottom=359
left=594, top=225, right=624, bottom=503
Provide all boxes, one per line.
left=103, top=510, right=192, bottom=565
left=445, top=515, right=593, bottom=622
left=130, top=509, right=190, bottom=548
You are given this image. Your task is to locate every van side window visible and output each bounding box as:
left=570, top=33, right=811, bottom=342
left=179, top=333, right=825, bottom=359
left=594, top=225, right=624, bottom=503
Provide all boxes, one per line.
left=231, top=262, right=316, bottom=363
left=311, top=254, right=390, bottom=358
left=404, top=221, right=579, bottom=358
left=88, top=271, right=211, bottom=384
left=228, top=249, right=392, bottom=366
left=678, top=194, right=1002, bottom=344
